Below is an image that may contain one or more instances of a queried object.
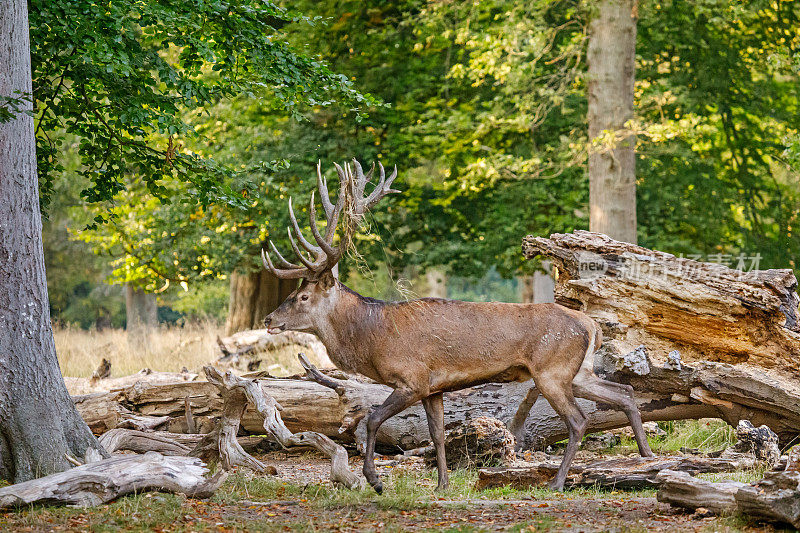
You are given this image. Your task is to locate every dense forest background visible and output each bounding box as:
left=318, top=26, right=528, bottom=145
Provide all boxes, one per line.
left=36, top=0, right=799, bottom=329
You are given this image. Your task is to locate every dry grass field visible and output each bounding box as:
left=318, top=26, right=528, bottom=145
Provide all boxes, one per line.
left=54, top=323, right=310, bottom=378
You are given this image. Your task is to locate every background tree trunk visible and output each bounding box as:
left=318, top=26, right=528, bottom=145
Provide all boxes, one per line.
left=587, top=0, right=638, bottom=243
left=424, top=268, right=447, bottom=298
left=225, top=270, right=295, bottom=335
left=0, top=0, right=106, bottom=483
left=517, top=261, right=555, bottom=304
left=125, top=285, right=157, bottom=350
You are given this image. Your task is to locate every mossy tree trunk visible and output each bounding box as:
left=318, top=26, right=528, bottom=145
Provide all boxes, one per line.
left=0, top=0, right=107, bottom=483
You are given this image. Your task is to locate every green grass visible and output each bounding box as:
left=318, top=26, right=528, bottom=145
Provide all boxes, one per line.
left=605, top=419, right=737, bottom=456
left=214, top=466, right=656, bottom=513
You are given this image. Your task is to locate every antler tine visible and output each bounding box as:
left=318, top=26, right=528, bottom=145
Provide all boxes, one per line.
left=288, top=197, right=323, bottom=256
left=350, top=159, right=371, bottom=194
left=316, top=160, right=334, bottom=219
left=269, top=240, right=301, bottom=269
left=308, top=191, right=339, bottom=258
left=261, top=247, right=308, bottom=279
left=362, top=163, right=400, bottom=211
left=287, top=227, right=318, bottom=270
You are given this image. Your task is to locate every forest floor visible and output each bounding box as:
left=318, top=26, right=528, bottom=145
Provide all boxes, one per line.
left=20, top=327, right=789, bottom=531
left=0, top=450, right=788, bottom=533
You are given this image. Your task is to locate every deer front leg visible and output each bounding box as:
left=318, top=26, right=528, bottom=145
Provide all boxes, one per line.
left=422, top=393, right=448, bottom=492
left=363, top=388, right=421, bottom=494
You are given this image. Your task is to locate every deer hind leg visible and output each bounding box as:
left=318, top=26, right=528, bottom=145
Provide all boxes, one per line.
left=422, top=393, right=449, bottom=492
left=572, top=369, right=655, bottom=458
left=536, top=380, right=587, bottom=491
left=363, top=387, right=421, bottom=494
left=507, top=384, right=539, bottom=450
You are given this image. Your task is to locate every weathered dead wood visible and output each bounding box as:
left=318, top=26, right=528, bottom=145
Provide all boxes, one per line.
left=96, top=428, right=271, bottom=456
left=735, top=445, right=800, bottom=528
left=73, top=392, right=171, bottom=434
left=656, top=470, right=745, bottom=514
left=189, top=366, right=364, bottom=489
left=99, top=429, right=193, bottom=456
left=476, top=455, right=756, bottom=491
left=90, top=358, right=111, bottom=383
left=730, top=420, right=780, bottom=466
left=522, top=230, right=800, bottom=374
left=218, top=329, right=333, bottom=370
left=190, top=367, right=280, bottom=475
left=0, top=452, right=226, bottom=509
left=65, top=368, right=198, bottom=396
left=522, top=231, right=800, bottom=444
left=427, top=417, right=516, bottom=469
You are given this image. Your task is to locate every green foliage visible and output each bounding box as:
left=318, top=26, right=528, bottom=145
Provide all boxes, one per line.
left=636, top=0, right=800, bottom=271
left=28, top=0, right=376, bottom=213
left=30, top=0, right=800, bottom=306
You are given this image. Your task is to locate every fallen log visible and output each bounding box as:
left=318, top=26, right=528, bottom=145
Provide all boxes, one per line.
left=523, top=230, right=800, bottom=445
left=65, top=368, right=198, bottom=396
left=522, top=230, right=800, bottom=375
left=99, top=429, right=192, bottom=456
left=735, top=445, right=800, bottom=528
left=96, top=428, right=273, bottom=456
left=0, top=453, right=226, bottom=508
left=656, top=470, right=744, bottom=514
left=475, top=455, right=756, bottom=490
left=72, top=343, right=800, bottom=452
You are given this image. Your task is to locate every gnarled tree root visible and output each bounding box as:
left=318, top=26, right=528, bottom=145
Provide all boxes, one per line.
left=193, top=365, right=364, bottom=489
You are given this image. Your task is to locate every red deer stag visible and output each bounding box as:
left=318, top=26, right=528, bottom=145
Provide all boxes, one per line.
left=262, top=160, right=654, bottom=493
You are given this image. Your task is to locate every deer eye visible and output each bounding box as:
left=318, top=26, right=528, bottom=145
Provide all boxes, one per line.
left=300, top=294, right=309, bottom=301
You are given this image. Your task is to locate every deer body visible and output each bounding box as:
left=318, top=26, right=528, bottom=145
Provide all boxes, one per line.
left=260, top=159, right=654, bottom=493
left=299, top=288, right=594, bottom=393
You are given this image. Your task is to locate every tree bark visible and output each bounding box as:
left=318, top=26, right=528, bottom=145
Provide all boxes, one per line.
left=587, top=0, right=638, bottom=243
left=0, top=0, right=107, bottom=483
left=125, top=285, right=157, bottom=350
left=225, top=270, right=295, bottom=335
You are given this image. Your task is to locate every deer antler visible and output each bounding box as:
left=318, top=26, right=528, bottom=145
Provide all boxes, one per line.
left=261, top=159, right=398, bottom=280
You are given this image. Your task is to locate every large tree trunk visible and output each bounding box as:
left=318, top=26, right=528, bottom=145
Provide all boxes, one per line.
left=225, top=270, right=295, bottom=335
left=587, top=0, right=638, bottom=243
left=0, top=0, right=107, bottom=483
left=125, top=285, right=157, bottom=350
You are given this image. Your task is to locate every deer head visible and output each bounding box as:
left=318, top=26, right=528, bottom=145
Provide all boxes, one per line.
left=262, top=159, right=398, bottom=334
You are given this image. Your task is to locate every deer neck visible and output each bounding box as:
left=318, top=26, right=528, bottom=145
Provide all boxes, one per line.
left=311, top=283, right=385, bottom=378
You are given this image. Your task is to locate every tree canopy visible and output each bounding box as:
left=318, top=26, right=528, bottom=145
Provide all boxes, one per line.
left=24, top=0, right=800, bottom=317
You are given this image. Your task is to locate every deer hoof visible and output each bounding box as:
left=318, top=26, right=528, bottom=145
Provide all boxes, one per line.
left=547, top=479, right=565, bottom=492
left=372, top=480, right=383, bottom=494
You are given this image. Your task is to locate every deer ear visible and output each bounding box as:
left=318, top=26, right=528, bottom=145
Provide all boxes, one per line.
left=318, top=270, right=336, bottom=290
